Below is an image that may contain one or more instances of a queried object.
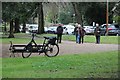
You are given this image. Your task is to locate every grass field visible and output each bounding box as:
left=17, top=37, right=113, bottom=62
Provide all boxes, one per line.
left=2, top=51, right=118, bottom=78
left=0, top=58, right=2, bottom=79
left=62, top=35, right=119, bottom=44
left=0, top=33, right=119, bottom=44
left=1, top=37, right=44, bottom=44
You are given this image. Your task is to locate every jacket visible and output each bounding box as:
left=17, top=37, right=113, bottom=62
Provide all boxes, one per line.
left=94, top=27, right=101, bottom=36
left=57, top=26, right=63, bottom=34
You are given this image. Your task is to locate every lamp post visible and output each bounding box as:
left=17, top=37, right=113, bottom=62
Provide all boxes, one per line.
left=73, top=14, right=75, bottom=23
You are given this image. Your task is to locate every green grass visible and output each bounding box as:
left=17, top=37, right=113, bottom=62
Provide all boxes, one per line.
left=2, top=51, right=118, bottom=78
left=1, top=33, right=56, bottom=44
left=62, top=35, right=119, bottom=44
left=84, top=35, right=119, bottom=44
left=1, top=37, right=44, bottom=44
left=0, top=33, right=119, bottom=44
left=0, top=58, right=2, bottom=79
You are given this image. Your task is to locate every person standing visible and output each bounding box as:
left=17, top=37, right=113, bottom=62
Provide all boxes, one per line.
left=77, top=25, right=81, bottom=44
left=75, top=24, right=81, bottom=44
left=79, top=27, right=86, bottom=44
left=74, top=23, right=79, bottom=43
left=94, top=23, right=101, bottom=44
left=77, top=25, right=85, bottom=44
left=56, top=25, right=63, bottom=43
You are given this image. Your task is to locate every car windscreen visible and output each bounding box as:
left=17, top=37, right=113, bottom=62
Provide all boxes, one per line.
left=114, top=25, right=119, bottom=28
left=109, top=25, right=119, bottom=29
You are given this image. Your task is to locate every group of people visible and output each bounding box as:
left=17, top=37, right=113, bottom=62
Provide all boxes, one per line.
left=56, top=23, right=101, bottom=44
left=74, top=24, right=85, bottom=44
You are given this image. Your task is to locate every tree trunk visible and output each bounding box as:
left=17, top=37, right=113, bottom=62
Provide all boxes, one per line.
left=14, top=18, right=20, bottom=33
left=37, top=2, right=44, bottom=34
left=8, top=20, right=14, bottom=38
left=22, top=21, right=26, bottom=33
left=3, top=20, right=7, bottom=35
left=4, top=20, right=7, bottom=32
left=72, top=3, right=83, bottom=26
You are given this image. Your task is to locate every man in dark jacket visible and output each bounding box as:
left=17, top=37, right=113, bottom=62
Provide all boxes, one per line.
left=56, top=25, right=63, bottom=43
left=94, top=23, right=101, bottom=44
left=79, top=27, right=86, bottom=44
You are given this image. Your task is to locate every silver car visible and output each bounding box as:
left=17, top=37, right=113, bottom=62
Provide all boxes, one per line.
left=83, top=26, right=95, bottom=35
left=100, top=24, right=120, bottom=36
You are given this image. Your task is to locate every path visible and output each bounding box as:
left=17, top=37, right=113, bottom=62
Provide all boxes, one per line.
left=59, top=41, right=118, bottom=55
left=0, top=41, right=119, bottom=58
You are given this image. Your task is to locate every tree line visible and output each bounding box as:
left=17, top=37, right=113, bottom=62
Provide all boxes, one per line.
left=2, top=2, right=119, bottom=38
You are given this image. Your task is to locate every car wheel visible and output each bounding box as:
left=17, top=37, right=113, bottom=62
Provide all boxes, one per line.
left=66, top=32, right=69, bottom=35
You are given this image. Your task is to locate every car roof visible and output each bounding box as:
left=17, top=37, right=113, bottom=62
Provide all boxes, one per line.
left=83, top=26, right=93, bottom=28
left=29, top=24, right=38, bottom=27
left=101, top=24, right=111, bottom=26
left=63, top=25, right=74, bottom=28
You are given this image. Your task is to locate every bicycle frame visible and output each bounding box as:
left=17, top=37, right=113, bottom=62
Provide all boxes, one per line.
left=26, top=33, right=49, bottom=53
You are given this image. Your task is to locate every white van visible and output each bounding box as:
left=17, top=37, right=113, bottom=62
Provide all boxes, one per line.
left=28, top=24, right=38, bottom=33
left=20, top=24, right=47, bottom=33
left=63, top=25, right=75, bottom=35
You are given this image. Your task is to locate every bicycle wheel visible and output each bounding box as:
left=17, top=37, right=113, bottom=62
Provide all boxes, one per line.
left=44, top=43, right=59, bottom=57
left=22, top=46, right=32, bottom=58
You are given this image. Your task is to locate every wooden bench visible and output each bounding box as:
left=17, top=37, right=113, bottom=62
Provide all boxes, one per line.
left=9, top=41, right=43, bottom=57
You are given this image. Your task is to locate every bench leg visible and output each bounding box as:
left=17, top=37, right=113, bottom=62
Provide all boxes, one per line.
left=10, top=52, right=15, bottom=57
left=17, top=53, right=20, bottom=57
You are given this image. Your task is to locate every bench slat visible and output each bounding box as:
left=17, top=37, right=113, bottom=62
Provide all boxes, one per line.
left=12, top=48, right=40, bottom=53
left=13, top=45, right=26, bottom=47
left=13, top=45, right=42, bottom=47
left=13, top=49, right=25, bottom=52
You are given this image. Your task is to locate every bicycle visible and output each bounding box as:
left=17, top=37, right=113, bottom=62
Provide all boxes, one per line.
left=9, top=33, right=59, bottom=58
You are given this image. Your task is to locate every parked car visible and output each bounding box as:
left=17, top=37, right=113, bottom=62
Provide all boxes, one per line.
left=100, top=24, right=120, bottom=36
left=28, top=24, right=38, bottom=33
left=44, top=27, right=48, bottom=33
left=47, top=26, right=58, bottom=34
left=19, top=24, right=29, bottom=33
left=62, top=25, right=75, bottom=35
left=101, top=24, right=111, bottom=27
left=83, top=26, right=95, bottom=35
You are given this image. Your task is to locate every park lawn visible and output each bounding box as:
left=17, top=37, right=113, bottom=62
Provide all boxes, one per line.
left=2, top=51, right=118, bottom=78
left=62, top=35, right=119, bottom=44
left=40, top=34, right=119, bottom=44
left=1, top=33, right=56, bottom=44
left=0, top=33, right=119, bottom=44
left=1, top=37, right=44, bottom=44
left=0, top=58, right=2, bottom=78
left=84, top=35, right=119, bottom=44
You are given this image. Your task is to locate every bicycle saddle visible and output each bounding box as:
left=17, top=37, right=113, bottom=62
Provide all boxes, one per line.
left=44, top=36, right=49, bottom=39
left=44, top=36, right=56, bottom=39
